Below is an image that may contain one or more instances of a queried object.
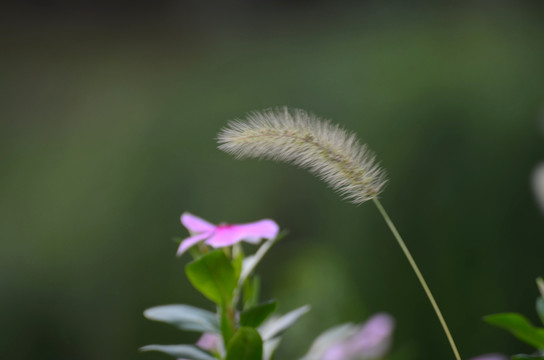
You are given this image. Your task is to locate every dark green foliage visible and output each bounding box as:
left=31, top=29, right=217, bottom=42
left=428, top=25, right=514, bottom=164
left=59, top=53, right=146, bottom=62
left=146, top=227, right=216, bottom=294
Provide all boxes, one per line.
left=484, top=313, right=544, bottom=349
left=241, top=300, right=278, bottom=328
left=186, top=250, right=237, bottom=306
left=225, top=327, right=263, bottom=360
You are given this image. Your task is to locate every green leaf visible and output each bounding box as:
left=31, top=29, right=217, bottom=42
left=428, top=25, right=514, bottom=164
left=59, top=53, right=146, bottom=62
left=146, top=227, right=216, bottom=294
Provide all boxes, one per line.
left=143, top=304, right=220, bottom=333
left=226, top=327, right=263, bottom=360
left=537, top=298, right=544, bottom=326
left=260, top=305, right=311, bottom=341
left=186, top=250, right=237, bottom=305
left=140, top=344, right=216, bottom=360
left=241, top=300, right=278, bottom=328
left=243, top=276, right=261, bottom=310
left=485, top=313, right=544, bottom=349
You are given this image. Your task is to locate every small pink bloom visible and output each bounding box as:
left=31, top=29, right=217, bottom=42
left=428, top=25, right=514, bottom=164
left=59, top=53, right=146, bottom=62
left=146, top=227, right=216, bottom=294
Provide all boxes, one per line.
left=347, top=313, right=395, bottom=358
left=196, top=332, right=222, bottom=352
left=322, top=313, right=395, bottom=360
left=469, top=354, right=508, bottom=360
left=178, top=333, right=224, bottom=360
left=177, top=213, right=279, bottom=256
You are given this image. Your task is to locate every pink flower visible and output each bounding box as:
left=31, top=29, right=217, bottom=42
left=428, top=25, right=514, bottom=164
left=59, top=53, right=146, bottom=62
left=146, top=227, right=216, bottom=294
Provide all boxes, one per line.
left=177, top=213, right=280, bottom=256
left=178, top=333, right=224, bottom=360
left=468, top=354, right=508, bottom=360
left=196, top=332, right=222, bottom=353
left=303, top=313, right=395, bottom=360
left=322, top=313, right=395, bottom=360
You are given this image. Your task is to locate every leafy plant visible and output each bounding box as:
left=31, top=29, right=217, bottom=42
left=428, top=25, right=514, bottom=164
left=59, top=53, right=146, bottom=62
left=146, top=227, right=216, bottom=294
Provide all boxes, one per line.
left=484, top=278, right=544, bottom=359
left=141, top=214, right=309, bottom=360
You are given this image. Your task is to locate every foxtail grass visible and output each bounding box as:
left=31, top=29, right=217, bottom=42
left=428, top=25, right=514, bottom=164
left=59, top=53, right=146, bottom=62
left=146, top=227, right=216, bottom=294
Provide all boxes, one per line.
left=217, top=107, right=386, bottom=205
left=217, top=107, right=462, bottom=360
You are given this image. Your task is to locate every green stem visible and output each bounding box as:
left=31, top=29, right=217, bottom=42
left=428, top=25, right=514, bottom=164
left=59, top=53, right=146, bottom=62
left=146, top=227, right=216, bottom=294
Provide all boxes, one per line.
left=372, top=198, right=461, bottom=360
left=232, top=237, right=278, bottom=306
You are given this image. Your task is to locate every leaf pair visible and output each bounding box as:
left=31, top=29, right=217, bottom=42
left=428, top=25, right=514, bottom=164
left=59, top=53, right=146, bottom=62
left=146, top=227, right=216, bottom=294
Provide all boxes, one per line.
left=484, top=277, right=544, bottom=359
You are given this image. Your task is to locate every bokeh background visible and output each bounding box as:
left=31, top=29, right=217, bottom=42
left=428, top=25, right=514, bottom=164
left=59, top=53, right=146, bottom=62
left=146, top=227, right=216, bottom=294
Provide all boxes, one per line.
left=2, top=1, right=544, bottom=359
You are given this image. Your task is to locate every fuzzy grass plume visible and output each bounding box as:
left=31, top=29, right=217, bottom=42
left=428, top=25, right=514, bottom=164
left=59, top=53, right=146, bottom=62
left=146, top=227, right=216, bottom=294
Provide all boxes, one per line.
left=217, top=107, right=386, bottom=205
left=217, top=107, right=462, bottom=360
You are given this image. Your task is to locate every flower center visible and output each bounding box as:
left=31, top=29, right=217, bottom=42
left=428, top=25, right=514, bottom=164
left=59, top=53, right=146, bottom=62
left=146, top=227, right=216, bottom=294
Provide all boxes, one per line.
left=216, top=224, right=233, bottom=230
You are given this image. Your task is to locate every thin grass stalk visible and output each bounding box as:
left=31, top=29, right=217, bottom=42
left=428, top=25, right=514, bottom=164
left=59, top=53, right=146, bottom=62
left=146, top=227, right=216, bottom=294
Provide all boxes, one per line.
left=373, top=198, right=461, bottom=360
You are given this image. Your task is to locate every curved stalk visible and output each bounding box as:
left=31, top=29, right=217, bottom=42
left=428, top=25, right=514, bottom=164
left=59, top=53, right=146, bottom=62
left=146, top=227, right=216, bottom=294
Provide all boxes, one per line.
left=372, top=198, right=461, bottom=360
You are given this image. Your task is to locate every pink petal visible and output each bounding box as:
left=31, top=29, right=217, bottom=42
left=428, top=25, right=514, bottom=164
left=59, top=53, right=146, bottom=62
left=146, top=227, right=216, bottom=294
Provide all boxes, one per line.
left=196, top=333, right=221, bottom=352
left=181, top=213, right=216, bottom=233
left=347, top=313, right=395, bottom=358
left=322, top=345, right=348, bottom=360
left=356, top=313, right=395, bottom=344
left=469, top=354, right=508, bottom=360
left=176, top=231, right=213, bottom=256
left=235, top=219, right=280, bottom=243
left=205, top=219, right=279, bottom=247
left=204, top=228, right=239, bottom=248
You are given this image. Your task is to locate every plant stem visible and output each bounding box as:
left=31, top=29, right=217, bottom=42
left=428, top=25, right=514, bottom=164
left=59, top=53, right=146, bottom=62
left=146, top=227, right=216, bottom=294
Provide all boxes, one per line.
left=372, top=198, right=461, bottom=360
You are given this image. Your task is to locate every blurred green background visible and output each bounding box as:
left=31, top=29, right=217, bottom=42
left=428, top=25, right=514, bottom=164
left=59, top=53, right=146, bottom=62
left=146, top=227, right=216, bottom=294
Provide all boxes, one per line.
left=1, top=1, right=544, bottom=359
